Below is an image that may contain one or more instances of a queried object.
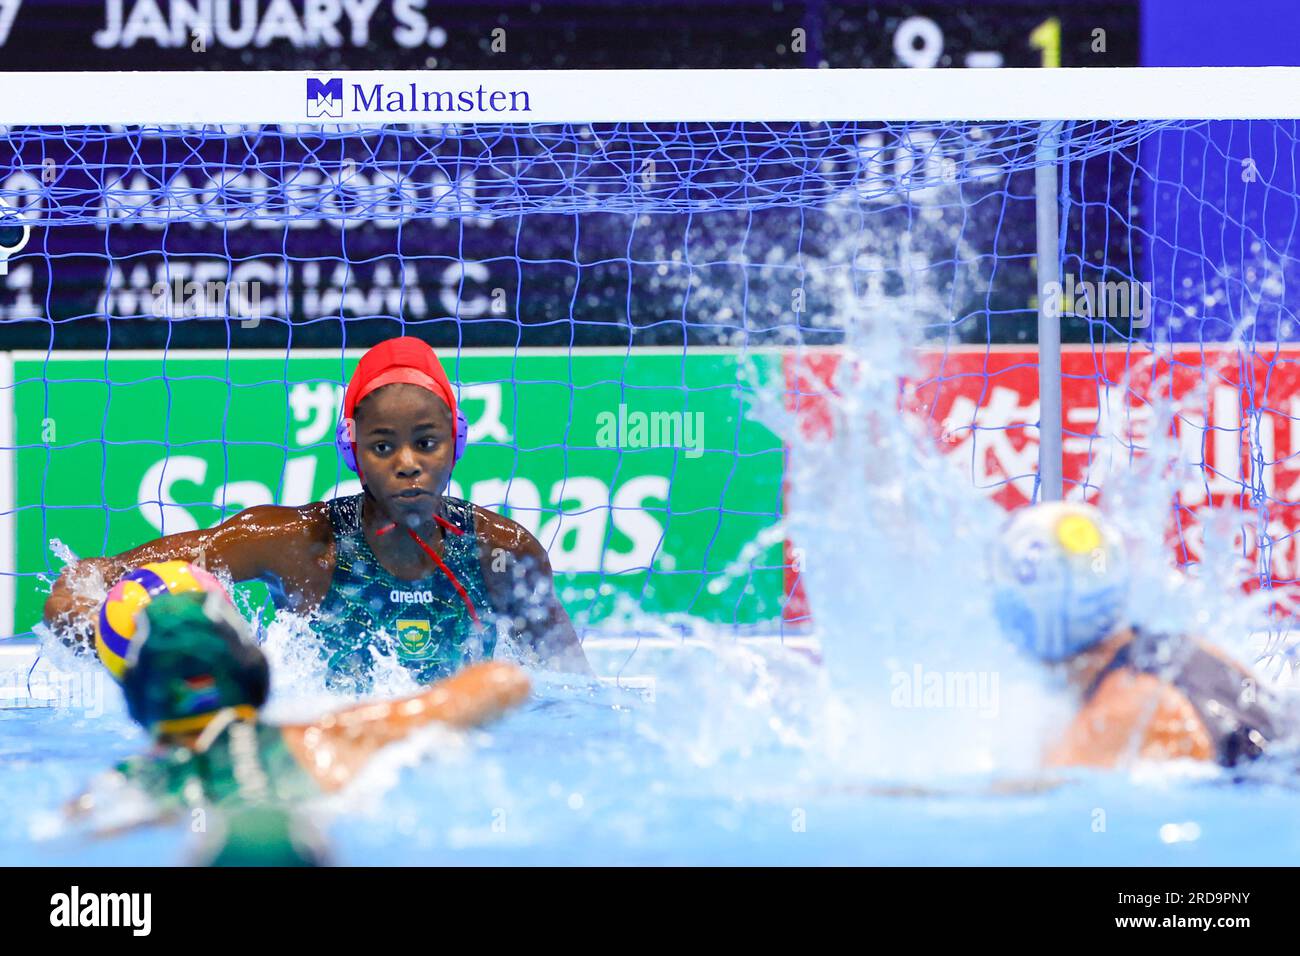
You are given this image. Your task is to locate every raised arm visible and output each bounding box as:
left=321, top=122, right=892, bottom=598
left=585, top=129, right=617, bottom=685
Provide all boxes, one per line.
left=475, top=509, right=593, bottom=676
left=42, top=503, right=329, bottom=650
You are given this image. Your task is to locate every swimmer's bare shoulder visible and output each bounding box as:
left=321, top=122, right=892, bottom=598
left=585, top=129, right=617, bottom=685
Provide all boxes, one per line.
left=44, top=501, right=337, bottom=648
left=1045, top=670, right=1214, bottom=768
left=471, top=504, right=537, bottom=564
left=468, top=503, right=593, bottom=675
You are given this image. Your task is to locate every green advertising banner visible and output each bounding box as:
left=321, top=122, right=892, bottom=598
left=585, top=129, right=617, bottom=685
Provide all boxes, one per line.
left=11, top=349, right=786, bottom=637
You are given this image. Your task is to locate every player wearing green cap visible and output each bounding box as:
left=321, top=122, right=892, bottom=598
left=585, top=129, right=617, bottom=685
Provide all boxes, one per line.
left=67, top=585, right=531, bottom=862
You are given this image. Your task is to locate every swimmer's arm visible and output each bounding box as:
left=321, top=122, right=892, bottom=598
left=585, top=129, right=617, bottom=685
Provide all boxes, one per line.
left=56, top=801, right=184, bottom=844
left=476, top=512, right=593, bottom=676
left=504, top=542, right=592, bottom=674
left=281, top=662, right=531, bottom=792
left=43, top=503, right=327, bottom=648
left=1045, top=672, right=1214, bottom=768
left=62, top=788, right=183, bottom=840
left=63, top=784, right=104, bottom=822
left=62, top=761, right=185, bottom=837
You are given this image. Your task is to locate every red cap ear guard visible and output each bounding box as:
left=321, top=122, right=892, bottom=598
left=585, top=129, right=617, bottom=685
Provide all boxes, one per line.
left=334, top=337, right=468, bottom=474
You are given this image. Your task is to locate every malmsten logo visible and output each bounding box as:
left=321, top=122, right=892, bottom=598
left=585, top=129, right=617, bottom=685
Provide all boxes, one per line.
left=307, top=77, right=343, bottom=118
left=50, top=886, right=152, bottom=936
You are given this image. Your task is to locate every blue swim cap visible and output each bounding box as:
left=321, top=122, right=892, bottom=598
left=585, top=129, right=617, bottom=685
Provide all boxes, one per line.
left=991, top=502, right=1129, bottom=662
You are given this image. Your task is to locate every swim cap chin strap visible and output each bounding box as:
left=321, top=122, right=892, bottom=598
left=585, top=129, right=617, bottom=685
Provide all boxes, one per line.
left=375, top=513, right=481, bottom=626
left=156, top=705, right=259, bottom=738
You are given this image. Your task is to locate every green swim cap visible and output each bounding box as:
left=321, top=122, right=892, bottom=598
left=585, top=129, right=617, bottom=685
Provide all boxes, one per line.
left=120, top=590, right=270, bottom=734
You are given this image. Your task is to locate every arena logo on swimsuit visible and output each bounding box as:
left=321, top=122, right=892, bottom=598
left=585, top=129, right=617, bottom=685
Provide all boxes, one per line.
left=390, top=588, right=436, bottom=604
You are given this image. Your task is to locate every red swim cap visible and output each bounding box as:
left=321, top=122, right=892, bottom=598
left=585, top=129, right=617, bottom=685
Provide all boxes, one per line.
left=342, top=337, right=458, bottom=463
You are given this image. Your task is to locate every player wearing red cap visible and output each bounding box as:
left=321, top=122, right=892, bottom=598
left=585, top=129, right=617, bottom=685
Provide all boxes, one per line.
left=45, top=337, right=591, bottom=685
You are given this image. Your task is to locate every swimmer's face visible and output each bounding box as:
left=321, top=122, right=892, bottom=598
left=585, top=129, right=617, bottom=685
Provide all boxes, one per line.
left=354, top=383, right=456, bottom=514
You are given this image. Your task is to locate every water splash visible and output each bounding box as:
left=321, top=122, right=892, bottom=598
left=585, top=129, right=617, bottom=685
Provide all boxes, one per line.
left=1082, top=365, right=1283, bottom=674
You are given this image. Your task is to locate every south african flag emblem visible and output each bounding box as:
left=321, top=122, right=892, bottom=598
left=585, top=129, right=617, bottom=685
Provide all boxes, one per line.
left=395, top=618, right=433, bottom=659
left=174, top=673, right=220, bottom=715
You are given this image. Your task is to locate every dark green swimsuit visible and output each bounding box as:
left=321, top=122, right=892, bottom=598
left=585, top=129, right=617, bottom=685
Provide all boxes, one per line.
left=303, top=493, right=495, bottom=691
left=111, top=717, right=325, bottom=864
left=113, top=718, right=318, bottom=811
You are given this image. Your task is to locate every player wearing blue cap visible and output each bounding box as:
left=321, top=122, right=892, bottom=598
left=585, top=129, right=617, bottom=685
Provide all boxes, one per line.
left=992, top=502, right=1280, bottom=768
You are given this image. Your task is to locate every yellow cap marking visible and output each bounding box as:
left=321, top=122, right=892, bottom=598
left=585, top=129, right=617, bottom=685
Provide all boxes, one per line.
left=1057, top=513, right=1102, bottom=555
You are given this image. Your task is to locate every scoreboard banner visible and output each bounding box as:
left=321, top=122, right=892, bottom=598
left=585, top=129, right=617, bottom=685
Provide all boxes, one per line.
left=0, top=115, right=1146, bottom=354
left=0, top=0, right=1144, bottom=354
left=0, top=2, right=1138, bottom=71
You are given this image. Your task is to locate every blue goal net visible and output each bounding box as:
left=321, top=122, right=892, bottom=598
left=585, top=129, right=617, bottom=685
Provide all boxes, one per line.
left=1, top=116, right=1297, bottom=641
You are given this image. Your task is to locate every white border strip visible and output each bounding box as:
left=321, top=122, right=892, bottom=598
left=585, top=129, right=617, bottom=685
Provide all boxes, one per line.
left=0, top=68, right=1298, bottom=124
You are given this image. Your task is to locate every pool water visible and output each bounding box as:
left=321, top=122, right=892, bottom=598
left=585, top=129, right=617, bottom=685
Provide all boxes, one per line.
left=7, top=633, right=1300, bottom=867
left=10, top=329, right=1300, bottom=866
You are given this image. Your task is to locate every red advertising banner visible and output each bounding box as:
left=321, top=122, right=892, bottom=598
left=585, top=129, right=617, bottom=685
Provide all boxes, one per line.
left=784, top=345, right=1300, bottom=624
